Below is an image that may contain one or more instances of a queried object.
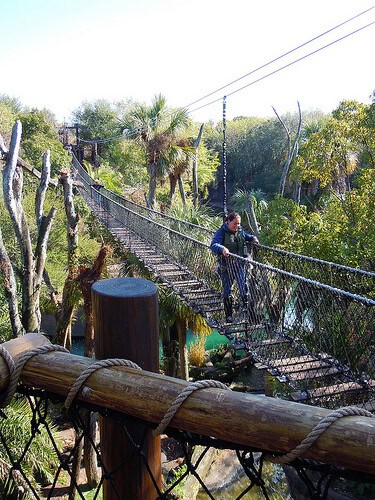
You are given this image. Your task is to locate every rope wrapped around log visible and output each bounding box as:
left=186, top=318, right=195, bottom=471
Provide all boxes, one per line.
left=0, top=336, right=373, bottom=468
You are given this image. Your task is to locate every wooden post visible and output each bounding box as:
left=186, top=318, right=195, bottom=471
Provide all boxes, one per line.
left=92, top=277, right=161, bottom=500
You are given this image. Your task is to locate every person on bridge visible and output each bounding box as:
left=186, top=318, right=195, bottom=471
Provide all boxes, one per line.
left=210, top=212, right=259, bottom=323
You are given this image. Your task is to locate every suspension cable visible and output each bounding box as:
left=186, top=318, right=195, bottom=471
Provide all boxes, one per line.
left=188, top=19, right=375, bottom=115
left=222, top=96, right=228, bottom=219
left=182, top=5, right=375, bottom=110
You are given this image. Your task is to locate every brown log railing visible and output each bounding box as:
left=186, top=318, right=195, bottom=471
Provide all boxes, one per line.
left=0, top=278, right=374, bottom=499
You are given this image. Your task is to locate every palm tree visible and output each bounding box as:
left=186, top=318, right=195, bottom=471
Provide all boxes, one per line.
left=231, top=188, right=268, bottom=236
left=0, top=397, right=61, bottom=495
left=121, top=94, right=191, bottom=209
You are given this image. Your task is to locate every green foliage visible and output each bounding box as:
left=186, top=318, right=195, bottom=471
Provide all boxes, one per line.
left=258, top=196, right=311, bottom=251
left=22, top=132, right=70, bottom=176
left=255, top=165, right=375, bottom=270
left=44, top=189, right=101, bottom=284
left=231, top=188, right=268, bottom=231
left=105, top=140, right=147, bottom=187
left=158, top=283, right=211, bottom=340
left=83, top=161, right=124, bottom=194
left=121, top=94, right=192, bottom=207
left=0, top=397, right=61, bottom=488
left=18, top=109, right=57, bottom=140
left=16, top=109, right=70, bottom=176
left=209, top=343, right=231, bottom=364
left=165, top=463, right=187, bottom=498
left=306, top=169, right=375, bottom=269
left=0, top=173, right=102, bottom=330
left=206, top=116, right=289, bottom=194
left=67, top=97, right=219, bottom=208
left=194, top=142, right=220, bottom=199
left=333, top=99, right=375, bottom=169
left=0, top=94, right=23, bottom=114
left=166, top=203, right=221, bottom=230
left=72, top=100, right=119, bottom=140
left=292, top=117, right=357, bottom=189
left=0, top=293, right=15, bottom=343
left=0, top=95, right=21, bottom=138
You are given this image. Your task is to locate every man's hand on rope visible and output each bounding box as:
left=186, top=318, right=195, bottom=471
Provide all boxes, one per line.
left=222, top=247, right=230, bottom=257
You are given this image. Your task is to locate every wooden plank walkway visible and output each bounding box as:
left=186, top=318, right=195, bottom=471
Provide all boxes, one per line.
left=80, top=192, right=227, bottom=328
left=78, top=185, right=374, bottom=410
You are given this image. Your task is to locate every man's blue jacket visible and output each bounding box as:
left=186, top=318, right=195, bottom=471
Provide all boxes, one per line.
left=210, top=223, right=257, bottom=257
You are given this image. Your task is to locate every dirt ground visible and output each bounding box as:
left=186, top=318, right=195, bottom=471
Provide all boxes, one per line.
left=40, top=428, right=184, bottom=498
left=40, top=427, right=86, bottom=499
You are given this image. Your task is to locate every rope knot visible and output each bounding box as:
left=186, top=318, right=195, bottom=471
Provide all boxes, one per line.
left=154, top=379, right=229, bottom=436
left=0, top=343, right=69, bottom=408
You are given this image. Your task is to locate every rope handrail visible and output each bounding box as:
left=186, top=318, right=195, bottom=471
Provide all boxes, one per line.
left=84, top=181, right=375, bottom=307
left=102, top=188, right=214, bottom=234
left=73, top=153, right=375, bottom=411
left=259, top=244, right=375, bottom=278
left=80, top=177, right=375, bottom=408
left=72, top=154, right=375, bottom=294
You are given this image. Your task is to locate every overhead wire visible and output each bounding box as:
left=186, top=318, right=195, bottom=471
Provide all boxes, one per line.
left=188, top=18, right=375, bottom=115
left=182, top=5, right=375, bottom=111
left=72, top=6, right=375, bottom=143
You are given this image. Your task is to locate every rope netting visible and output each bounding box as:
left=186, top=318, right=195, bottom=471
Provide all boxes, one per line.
left=72, top=155, right=375, bottom=298
left=73, top=157, right=375, bottom=410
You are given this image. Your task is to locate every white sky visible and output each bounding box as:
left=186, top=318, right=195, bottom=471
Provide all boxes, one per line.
left=1, top=0, right=374, bottom=124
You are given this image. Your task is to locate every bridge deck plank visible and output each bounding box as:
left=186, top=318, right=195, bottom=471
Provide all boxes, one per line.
left=306, top=380, right=375, bottom=402
left=287, top=366, right=344, bottom=381
left=271, top=355, right=316, bottom=367
left=278, top=360, right=332, bottom=374
left=249, top=337, right=291, bottom=346
left=290, top=382, right=366, bottom=402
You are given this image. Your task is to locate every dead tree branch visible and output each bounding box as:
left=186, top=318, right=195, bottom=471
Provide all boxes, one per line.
left=273, top=102, right=302, bottom=197
left=2, top=121, right=56, bottom=333
left=192, top=123, right=204, bottom=208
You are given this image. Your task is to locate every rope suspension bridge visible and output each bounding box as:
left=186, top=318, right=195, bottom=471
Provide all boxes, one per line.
left=73, top=155, right=375, bottom=411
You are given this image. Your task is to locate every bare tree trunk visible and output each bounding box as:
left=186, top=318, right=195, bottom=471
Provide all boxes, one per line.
left=184, top=446, right=219, bottom=499
left=273, top=102, right=302, bottom=197
left=78, top=244, right=111, bottom=358
left=3, top=121, right=55, bottom=334
left=168, top=174, right=178, bottom=207
left=0, top=132, right=57, bottom=187
left=54, top=279, right=75, bottom=349
left=43, top=269, right=59, bottom=308
left=91, top=143, right=99, bottom=168
left=0, top=231, right=24, bottom=336
left=162, top=324, right=179, bottom=377
left=148, top=162, right=157, bottom=209
left=76, top=243, right=110, bottom=486
left=248, top=197, right=260, bottom=237
left=294, top=181, right=302, bottom=205
left=192, top=124, right=204, bottom=208
left=68, top=434, right=84, bottom=500
left=83, top=411, right=99, bottom=488
left=178, top=175, right=186, bottom=208
left=54, top=169, right=79, bottom=347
